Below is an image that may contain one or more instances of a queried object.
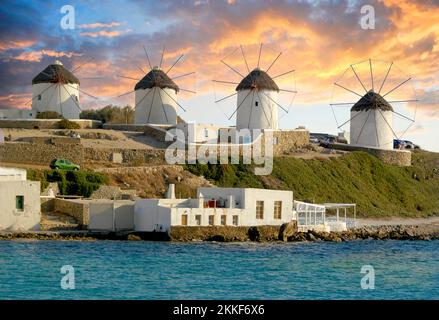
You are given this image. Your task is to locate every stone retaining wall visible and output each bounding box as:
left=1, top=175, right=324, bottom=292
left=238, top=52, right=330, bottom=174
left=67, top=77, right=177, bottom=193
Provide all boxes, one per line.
left=273, top=130, right=309, bottom=154
left=170, top=225, right=282, bottom=242
left=84, top=147, right=166, bottom=165
left=0, top=142, right=84, bottom=166
left=53, top=198, right=89, bottom=226
left=327, top=143, right=412, bottom=166
left=0, top=119, right=101, bottom=129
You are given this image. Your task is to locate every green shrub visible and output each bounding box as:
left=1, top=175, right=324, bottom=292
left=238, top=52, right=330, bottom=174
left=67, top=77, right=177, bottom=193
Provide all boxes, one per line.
left=27, top=169, right=49, bottom=191
left=58, top=119, right=80, bottom=129
left=27, top=169, right=107, bottom=198
left=36, top=111, right=62, bottom=119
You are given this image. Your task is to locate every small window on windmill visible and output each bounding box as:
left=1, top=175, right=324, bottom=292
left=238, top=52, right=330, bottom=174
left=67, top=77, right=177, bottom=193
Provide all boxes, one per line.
left=255, top=101, right=259, bottom=107
left=204, top=128, right=209, bottom=138
left=37, top=95, right=41, bottom=101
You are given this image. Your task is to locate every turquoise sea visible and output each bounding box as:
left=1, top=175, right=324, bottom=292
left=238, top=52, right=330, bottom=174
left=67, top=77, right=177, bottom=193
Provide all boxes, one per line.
left=0, top=240, right=437, bottom=300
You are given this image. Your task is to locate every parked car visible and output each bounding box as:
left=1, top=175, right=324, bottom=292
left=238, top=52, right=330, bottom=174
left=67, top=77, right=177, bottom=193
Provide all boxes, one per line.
left=50, top=158, right=80, bottom=171
left=309, top=135, right=320, bottom=144
left=319, top=136, right=336, bottom=148
left=403, top=140, right=420, bottom=149
left=394, top=139, right=420, bottom=150
left=393, top=139, right=406, bottom=149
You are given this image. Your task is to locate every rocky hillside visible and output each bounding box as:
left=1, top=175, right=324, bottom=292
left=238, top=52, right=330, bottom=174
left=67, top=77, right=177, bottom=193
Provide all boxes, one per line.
left=96, top=165, right=213, bottom=198
left=184, top=151, right=439, bottom=217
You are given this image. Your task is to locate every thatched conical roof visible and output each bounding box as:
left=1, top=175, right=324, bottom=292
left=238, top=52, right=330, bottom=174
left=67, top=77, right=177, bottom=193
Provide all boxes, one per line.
left=236, top=68, right=279, bottom=92
left=32, top=60, right=80, bottom=85
left=351, top=90, right=393, bottom=112
left=135, top=67, right=179, bottom=92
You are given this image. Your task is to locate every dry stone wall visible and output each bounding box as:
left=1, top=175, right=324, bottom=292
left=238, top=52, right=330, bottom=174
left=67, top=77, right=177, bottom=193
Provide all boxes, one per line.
left=0, top=142, right=84, bottom=166
left=0, top=119, right=101, bottom=129
left=327, top=143, right=412, bottom=166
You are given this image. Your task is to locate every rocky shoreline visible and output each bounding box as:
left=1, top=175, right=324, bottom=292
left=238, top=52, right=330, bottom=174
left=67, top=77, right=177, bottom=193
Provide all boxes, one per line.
left=0, top=224, right=438, bottom=242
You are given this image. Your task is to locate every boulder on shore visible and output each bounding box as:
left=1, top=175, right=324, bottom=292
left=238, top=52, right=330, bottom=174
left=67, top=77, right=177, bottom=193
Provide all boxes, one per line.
left=278, top=221, right=298, bottom=242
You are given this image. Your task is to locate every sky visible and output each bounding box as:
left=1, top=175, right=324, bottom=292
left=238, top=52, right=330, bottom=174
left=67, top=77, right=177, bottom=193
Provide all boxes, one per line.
left=0, top=0, right=438, bottom=151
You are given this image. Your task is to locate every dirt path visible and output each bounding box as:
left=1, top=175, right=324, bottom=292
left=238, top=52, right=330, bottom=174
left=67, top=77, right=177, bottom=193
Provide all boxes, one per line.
left=0, top=161, right=50, bottom=170
left=356, top=216, right=439, bottom=226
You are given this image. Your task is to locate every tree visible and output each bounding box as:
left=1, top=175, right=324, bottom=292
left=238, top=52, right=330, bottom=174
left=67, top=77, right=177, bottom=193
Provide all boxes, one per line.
left=80, top=105, right=134, bottom=124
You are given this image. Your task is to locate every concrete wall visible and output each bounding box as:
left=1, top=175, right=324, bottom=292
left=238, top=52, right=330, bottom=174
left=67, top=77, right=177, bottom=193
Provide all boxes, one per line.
left=135, top=88, right=178, bottom=125
left=0, top=109, right=35, bottom=120
left=134, top=199, right=173, bottom=232
left=0, top=180, right=40, bottom=231
left=0, top=167, right=27, bottom=181
left=88, top=201, right=135, bottom=231
left=0, top=119, right=101, bottom=129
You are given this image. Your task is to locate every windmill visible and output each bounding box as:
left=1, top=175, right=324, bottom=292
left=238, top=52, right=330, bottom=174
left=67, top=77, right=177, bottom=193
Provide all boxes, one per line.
left=117, top=46, right=195, bottom=125
left=27, top=59, right=98, bottom=119
left=213, top=43, right=297, bottom=130
left=330, top=59, right=418, bottom=150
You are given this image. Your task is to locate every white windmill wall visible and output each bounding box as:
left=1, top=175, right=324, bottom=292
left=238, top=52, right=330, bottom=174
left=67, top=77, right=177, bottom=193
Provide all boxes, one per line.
left=236, top=89, right=279, bottom=130
left=350, top=110, right=393, bottom=150
left=134, top=88, right=178, bottom=125
left=31, top=83, right=80, bottom=119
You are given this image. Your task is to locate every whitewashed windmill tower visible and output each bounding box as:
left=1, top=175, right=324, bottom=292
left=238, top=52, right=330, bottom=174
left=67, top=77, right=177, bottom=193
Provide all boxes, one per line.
left=31, top=60, right=81, bottom=119
left=235, top=68, right=280, bottom=129
left=349, top=91, right=394, bottom=149
left=331, top=59, right=417, bottom=150
left=118, top=46, right=194, bottom=125
left=214, top=44, right=296, bottom=130
left=134, top=67, right=180, bottom=125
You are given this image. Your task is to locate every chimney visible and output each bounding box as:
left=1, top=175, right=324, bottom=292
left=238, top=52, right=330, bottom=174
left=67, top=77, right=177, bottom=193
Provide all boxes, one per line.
left=166, top=184, right=176, bottom=199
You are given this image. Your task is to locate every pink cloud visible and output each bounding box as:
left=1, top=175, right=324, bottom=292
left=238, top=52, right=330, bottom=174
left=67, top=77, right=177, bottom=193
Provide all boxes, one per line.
left=0, top=40, right=36, bottom=52
left=80, top=30, right=131, bottom=38
left=13, top=50, right=82, bottom=62
left=78, top=21, right=123, bottom=29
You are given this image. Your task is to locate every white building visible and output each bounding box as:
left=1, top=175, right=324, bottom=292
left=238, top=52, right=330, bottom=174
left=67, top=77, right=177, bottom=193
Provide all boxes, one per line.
left=0, top=109, right=35, bottom=120
left=0, top=167, right=41, bottom=231
left=134, top=67, right=179, bottom=125
left=88, top=200, right=134, bottom=231
left=236, top=68, right=279, bottom=130
left=350, top=91, right=394, bottom=150
left=135, top=186, right=295, bottom=232
left=31, top=60, right=81, bottom=119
